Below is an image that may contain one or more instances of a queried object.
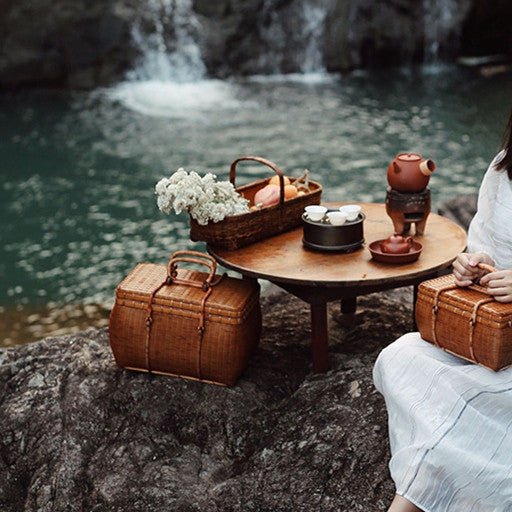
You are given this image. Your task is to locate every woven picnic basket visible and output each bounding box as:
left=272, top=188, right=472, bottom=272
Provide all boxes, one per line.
left=189, top=156, right=322, bottom=250
left=109, top=250, right=261, bottom=386
left=415, top=264, right=512, bottom=371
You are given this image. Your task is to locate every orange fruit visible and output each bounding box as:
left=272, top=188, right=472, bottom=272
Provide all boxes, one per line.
left=268, top=175, right=291, bottom=186
left=284, top=184, right=298, bottom=199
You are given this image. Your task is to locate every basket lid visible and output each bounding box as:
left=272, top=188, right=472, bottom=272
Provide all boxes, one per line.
left=116, top=263, right=259, bottom=319
left=418, top=274, right=512, bottom=324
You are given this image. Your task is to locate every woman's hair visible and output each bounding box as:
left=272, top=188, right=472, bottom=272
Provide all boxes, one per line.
left=496, top=110, right=512, bottom=179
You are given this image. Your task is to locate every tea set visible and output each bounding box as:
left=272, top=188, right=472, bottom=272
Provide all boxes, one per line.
left=304, top=204, right=362, bottom=224
left=302, top=204, right=365, bottom=252
left=368, top=234, right=423, bottom=264
left=301, top=152, right=434, bottom=263
left=385, top=152, right=434, bottom=236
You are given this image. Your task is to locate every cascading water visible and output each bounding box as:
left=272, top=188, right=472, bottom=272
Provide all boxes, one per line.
left=127, top=0, right=205, bottom=82
left=257, top=0, right=329, bottom=79
left=109, top=0, right=238, bottom=117
left=301, top=1, right=328, bottom=74
left=422, top=0, right=462, bottom=64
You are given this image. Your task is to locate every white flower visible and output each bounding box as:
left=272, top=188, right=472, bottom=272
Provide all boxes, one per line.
left=155, top=168, right=250, bottom=224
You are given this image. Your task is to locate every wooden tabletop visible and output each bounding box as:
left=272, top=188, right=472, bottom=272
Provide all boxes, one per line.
left=208, top=202, right=467, bottom=288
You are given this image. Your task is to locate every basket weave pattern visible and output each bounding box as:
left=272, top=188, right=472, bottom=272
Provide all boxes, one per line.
left=190, top=156, right=322, bottom=250
left=416, top=273, right=512, bottom=371
left=109, top=252, right=261, bottom=386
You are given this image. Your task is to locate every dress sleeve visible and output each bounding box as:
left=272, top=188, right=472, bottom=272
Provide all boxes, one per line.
left=466, top=153, right=503, bottom=256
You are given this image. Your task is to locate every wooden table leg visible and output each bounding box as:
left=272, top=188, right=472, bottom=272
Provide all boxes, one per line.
left=339, top=297, right=357, bottom=327
left=310, top=302, right=329, bottom=373
left=412, top=283, right=419, bottom=330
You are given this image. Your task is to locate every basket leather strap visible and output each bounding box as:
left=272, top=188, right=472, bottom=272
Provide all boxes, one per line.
left=196, top=287, right=213, bottom=380
left=431, top=283, right=458, bottom=347
left=468, top=297, right=495, bottom=363
left=144, top=271, right=224, bottom=378
left=144, top=280, right=169, bottom=372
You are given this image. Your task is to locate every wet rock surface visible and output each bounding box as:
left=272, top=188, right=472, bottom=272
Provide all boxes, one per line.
left=0, top=0, right=139, bottom=89
left=1, top=0, right=510, bottom=89
left=0, top=288, right=416, bottom=511
left=438, top=194, right=477, bottom=230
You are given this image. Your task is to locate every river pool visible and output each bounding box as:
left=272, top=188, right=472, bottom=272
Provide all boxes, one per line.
left=1, top=65, right=511, bottom=345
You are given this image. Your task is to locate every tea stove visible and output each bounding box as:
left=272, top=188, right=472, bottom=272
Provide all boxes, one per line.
left=385, top=187, right=431, bottom=235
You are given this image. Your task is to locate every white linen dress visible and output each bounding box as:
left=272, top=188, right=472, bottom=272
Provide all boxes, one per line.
left=373, top=155, right=512, bottom=512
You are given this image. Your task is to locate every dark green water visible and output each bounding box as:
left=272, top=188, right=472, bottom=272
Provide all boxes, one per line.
left=1, top=66, right=511, bottom=343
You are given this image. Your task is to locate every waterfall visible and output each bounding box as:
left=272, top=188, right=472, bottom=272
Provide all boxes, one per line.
left=108, top=0, right=239, bottom=117
left=422, top=0, right=461, bottom=63
left=257, top=0, right=328, bottom=76
left=301, top=1, right=328, bottom=73
left=128, top=0, right=206, bottom=82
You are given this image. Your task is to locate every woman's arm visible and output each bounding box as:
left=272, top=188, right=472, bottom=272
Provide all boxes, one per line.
left=453, top=155, right=503, bottom=285
left=466, top=153, right=503, bottom=258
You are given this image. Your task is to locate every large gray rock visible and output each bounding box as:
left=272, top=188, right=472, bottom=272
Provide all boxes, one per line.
left=0, top=0, right=138, bottom=89
left=0, top=288, right=416, bottom=511
left=438, top=193, right=477, bottom=230
left=1, top=0, right=511, bottom=89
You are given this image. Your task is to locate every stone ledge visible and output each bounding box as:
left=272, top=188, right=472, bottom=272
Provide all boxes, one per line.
left=0, top=289, right=417, bottom=512
left=438, top=194, right=477, bottom=231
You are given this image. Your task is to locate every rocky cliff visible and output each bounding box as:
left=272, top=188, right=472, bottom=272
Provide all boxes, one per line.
left=0, top=0, right=510, bottom=89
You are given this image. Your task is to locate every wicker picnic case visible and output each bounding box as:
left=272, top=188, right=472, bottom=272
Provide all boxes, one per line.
left=416, top=272, right=512, bottom=371
left=189, top=156, right=322, bottom=250
left=109, top=251, right=261, bottom=386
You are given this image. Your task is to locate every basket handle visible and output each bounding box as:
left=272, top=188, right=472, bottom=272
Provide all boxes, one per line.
left=468, top=262, right=497, bottom=294
left=229, top=156, right=286, bottom=205
left=167, top=250, right=218, bottom=290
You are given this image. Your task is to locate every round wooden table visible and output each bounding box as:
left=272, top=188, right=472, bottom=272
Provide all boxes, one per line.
left=208, top=203, right=467, bottom=373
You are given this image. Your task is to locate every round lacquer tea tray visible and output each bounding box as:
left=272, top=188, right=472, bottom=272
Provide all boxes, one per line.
left=302, top=211, right=365, bottom=252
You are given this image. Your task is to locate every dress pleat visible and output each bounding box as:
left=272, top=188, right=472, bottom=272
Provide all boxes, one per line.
left=374, top=334, right=512, bottom=512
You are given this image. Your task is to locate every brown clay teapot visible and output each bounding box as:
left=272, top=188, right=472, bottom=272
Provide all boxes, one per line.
left=380, top=234, right=413, bottom=254
left=387, top=153, right=436, bottom=193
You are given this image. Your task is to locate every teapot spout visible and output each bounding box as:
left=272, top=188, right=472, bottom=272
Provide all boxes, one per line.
left=419, top=159, right=436, bottom=177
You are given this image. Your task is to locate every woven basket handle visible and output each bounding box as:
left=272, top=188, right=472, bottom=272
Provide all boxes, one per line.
left=167, top=250, right=218, bottom=290
left=229, top=156, right=286, bottom=205
left=468, top=262, right=497, bottom=294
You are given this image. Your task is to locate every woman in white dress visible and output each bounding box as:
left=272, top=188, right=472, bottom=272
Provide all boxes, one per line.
left=374, top=111, right=512, bottom=512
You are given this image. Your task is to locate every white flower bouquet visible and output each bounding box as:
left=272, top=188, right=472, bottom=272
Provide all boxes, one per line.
left=155, top=168, right=250, bottom=225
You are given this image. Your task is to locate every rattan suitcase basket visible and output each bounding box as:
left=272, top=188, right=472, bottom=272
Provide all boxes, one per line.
left=416, top=270, right=512, bottom=371
left=109, top=251, right=261, bottom=386
left=189, top=156, right=322, bottom=250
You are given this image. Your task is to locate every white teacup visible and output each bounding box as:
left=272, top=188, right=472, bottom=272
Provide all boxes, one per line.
left=305, top=205, right=327, bottom=222
left=326, top=212, right=347, bottom=226
left=339, top=204, right=362, bottom=222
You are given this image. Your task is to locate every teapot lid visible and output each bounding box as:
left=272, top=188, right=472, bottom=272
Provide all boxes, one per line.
left=396, top=153, right=421, bottom=162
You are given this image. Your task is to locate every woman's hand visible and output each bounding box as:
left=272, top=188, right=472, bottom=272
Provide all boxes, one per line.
left=452, top=252, right=495, bottom=287
left=480, top=270, right=512, bottom=303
